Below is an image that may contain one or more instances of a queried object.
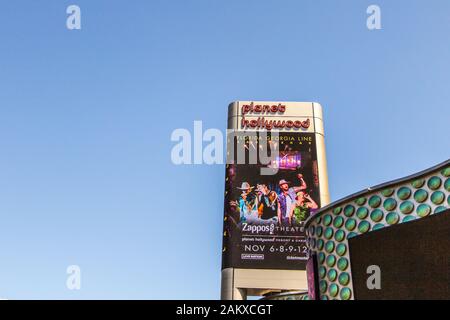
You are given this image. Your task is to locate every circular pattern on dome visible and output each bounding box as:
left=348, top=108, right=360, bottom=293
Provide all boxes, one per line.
left=442, top=167, right=450, bottom=177
left=400, top=201, right=414, bottom=214
left=325, top=241, right=335, bottom=253
left=334, top=230, right=345, bottom=242
left=356, top=207, right=369, bottom=219
left=358, top=221, right=370, bottom=233
left=431, top=191, right=445, bottom=205
left=336, top=243, right=347, bottom=256
left=383, top=198, right=397, bottom=211
left=327, top=269, right=337, bottom=282
left=355, top=197, right=366, bottom=206
left=345, top=218, right=356, bottom=231
left=368, top=195, right=382, bottom=208
left=318, top=266, right=326, bottom=279
left=316, top=226, right=323, bottom=237
left=333, top=216, right=344, bottom=228
left=338, top=272, right=350, bottom=286
left=373, top=223, right=384, bottom=231
left=326, top=255, right=336, bottom=267
left=381, top=188, right=394, bottom=197
left=329, top=284, right=339, bottom=297
left=317, top=239, right=324, bottom=251
left=445, top=178, right=450, bottom=192
left=333, top=207, right=342, bottom=215
left=417, top=204, right=431, bottom=217
left=435, top=206, right=447, bottom=214
left=414, top=189, right=428, bottom=203
left=323, top=214, right=332, bottom=226
left=337, top=257, right=349, bottom=271
left=347, top=232, right=358, bottom=239
left=402, top=216, right=415, bottom=223
left=370, top=209, right=384, bottom=222
left=340, top=288, right=352, bottom=300
left=386, top=212, right=400, bottom=225
left=318, top=252, right=325, bottom=264
left=344, top=205, right=355, bottom=217
left=428, top=176, right=442, bottom=190
left=411, top=178, right=425, bottom=188
left=324, top=227, right=334, bottom=240
left=334, top=230, right=346, bottom=242
left=397, top=187, right=412, bottom=200
left=319, top=280, right=327, bottom=294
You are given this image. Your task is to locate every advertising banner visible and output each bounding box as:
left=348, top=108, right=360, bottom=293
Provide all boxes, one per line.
left=222, top=130, right=321, bottom=270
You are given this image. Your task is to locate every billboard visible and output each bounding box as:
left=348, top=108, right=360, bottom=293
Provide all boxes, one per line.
left=222, top=101, right=328, bottom=271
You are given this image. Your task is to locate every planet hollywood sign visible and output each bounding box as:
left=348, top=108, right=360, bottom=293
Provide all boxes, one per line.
left=241, top=102, right=310, bottom=131
left=170, top=101, right=314, bottom=169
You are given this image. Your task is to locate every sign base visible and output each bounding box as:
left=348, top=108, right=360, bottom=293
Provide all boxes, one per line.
left=221, top=268, right=307, bottom=300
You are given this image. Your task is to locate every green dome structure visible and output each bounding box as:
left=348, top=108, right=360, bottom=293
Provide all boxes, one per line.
left=305, top=159, right=450, bottom=300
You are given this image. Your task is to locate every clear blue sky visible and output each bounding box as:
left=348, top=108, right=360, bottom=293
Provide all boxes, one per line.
left=0, top=0, right=449, bottom=299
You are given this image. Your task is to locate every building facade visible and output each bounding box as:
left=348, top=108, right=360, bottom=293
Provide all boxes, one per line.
left=305, top=160, right=450, bottom=300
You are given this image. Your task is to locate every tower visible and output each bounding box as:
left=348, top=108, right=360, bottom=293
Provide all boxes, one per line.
left=221, top=101, right=330, bottom=300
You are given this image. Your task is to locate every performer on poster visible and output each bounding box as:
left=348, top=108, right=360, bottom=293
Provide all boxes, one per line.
left=257, top=184, right=280, bottom=222
left=278, top=174, right=307, bottom=226
left=236, top=182, right=258, bottom=223
left=288, top=191, right=319, bottom=225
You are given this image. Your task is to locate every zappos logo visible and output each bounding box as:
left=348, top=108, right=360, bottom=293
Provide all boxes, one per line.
left=242, top=223, right=275, bottom=234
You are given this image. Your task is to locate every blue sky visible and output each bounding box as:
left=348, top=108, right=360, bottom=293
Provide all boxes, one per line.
left=0, top=0, right=449, bottom=299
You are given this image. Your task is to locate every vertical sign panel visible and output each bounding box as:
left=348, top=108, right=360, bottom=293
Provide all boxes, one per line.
left=222, top=101, right=328, bottom=270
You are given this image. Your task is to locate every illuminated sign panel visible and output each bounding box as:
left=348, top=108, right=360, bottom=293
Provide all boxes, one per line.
left=222, top=101, right=329, bottom=271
